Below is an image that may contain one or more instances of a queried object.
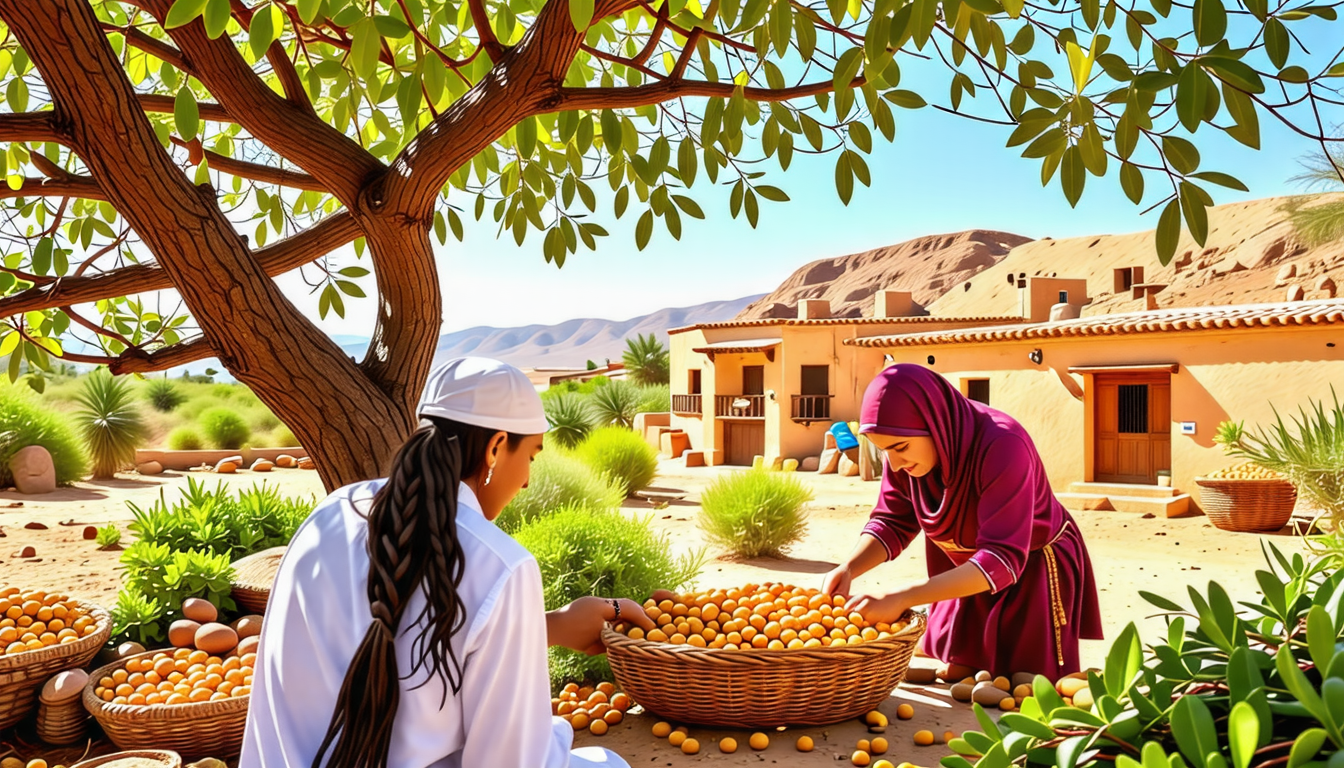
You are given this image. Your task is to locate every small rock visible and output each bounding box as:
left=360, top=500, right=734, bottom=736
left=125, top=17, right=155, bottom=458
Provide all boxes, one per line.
left=24, top=521, right=48, bottom=530
left=19, top=545, right=35, bottom=558
left=251, top=459, right=274, bottom=472
left=83, top=525, right=98, bottom=540
left=0, top=501, right=21, bottom=508
left=1318, top=275, right=1337, bottom=298
left=1287, top=285, right=1306, bottom=302
left=1141, top=513, right=1156, bottom=519
left=136, top=460, right=164, bottom=475
left=1276, top=263, right=1297, bottom=285
left=800, top=456, right=821, bottom=472
left=9, top=445, right=56, bottom=495
left=275, top=454, right=297, bottom=468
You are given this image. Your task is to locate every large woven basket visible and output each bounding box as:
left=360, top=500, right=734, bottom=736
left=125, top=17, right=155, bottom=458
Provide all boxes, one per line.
left=82, top=650, right=249, bottom=760
left=603, top=610, right=925, bottom=728
left=0, top=600, right=111, bottom=730
left=230, top=546, right=287, bottom=614
left=1195, top=477, right=1298, bottom=532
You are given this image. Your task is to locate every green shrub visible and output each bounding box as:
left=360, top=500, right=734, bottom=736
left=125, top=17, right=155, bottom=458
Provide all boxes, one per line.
left=621, top=333, right=670, bottom=386
left=75, top=370, right=147, bottom=479
left=145, top=378, right=184, bottom=412
left=698, top=469, right=813, bottom=558
left=96, top=524, right=121, bottom=549
left=543, top=393, right=595, bottom=450
left=0, top=387, right=87, bottom=485
left=496, top=450, right=624, bottom=533
left=636, top=384, right=670, bottom=414
left=211, top=383, right=237, bottom=400
left=271, top=425, right=300, bottom=447
left=574, top=426, right=658, bottom=496
left=513, top=506, right=704, bottom=687
left=167, top=427, right=204, bottom=451
left=588, top=381, right=641, bottom=429
left=251, top=409, right=281, bottom=433
left=200, top=407, right=250, bottom=449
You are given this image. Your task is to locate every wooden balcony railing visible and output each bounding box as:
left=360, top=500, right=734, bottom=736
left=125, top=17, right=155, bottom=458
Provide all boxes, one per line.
left=672, top=394, right=703, bottom=415
left=715, top=394, right=766, bottom=418
left=791, top=394, right=833, bottom=423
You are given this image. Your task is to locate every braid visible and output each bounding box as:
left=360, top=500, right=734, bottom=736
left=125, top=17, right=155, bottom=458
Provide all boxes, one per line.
left=312, top=418, right=510, bottom=768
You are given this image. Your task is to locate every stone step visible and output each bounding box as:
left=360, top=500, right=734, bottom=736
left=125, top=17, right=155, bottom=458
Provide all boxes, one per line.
left=1067, top=481, right=1180, bottom=499
left=1058, top=492, right=1192, bottom=518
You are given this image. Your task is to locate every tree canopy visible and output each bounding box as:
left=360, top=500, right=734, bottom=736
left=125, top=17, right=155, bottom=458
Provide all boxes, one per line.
left=0, top=0, right=1339, bottom=486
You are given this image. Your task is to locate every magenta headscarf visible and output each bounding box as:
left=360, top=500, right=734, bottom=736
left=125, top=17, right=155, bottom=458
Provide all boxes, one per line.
left=859, top=363, right=988, bottom=491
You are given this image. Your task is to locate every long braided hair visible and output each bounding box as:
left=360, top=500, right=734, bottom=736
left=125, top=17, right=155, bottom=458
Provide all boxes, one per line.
left=312, top=417, right=524, bottom=768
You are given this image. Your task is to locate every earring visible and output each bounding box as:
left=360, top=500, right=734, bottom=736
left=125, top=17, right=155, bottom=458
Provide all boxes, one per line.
left=484, top=465, right=494, bottom=486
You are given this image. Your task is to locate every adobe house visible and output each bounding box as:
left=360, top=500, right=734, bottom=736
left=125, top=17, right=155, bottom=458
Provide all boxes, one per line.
left=667, top=289, right=1044, bottom=467
left=845, top=298, right=1344, bottom=516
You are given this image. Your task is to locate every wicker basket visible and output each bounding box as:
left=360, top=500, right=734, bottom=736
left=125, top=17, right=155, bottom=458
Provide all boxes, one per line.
left=603, top=610, right=926, bottom=728
left=230, top=546, right=287, bottom=614
left=1195, top=477, right=1298, bottom=532
left=71, top=750, right=183, bottom=768
left=36, top=692, right=89, bottom=745
left=0, top=600, right=111, bottom=730
left=82, top=651, right=249, bottom=760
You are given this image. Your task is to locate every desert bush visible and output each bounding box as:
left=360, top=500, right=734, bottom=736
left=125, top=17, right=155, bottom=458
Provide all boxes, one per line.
left=588, top=381, right=642, bottom=429
left=698, top=470, right=813, bottom=558
left=211, top=383, right=237, bottom=400
left=251, top=410, right=281, bottom=432
left=496, top=450, right=624, bottom=533
left=75, top=370, right=147, bottom=479
left=636, top=384, right=670, bottom=414
left=199, top=406, right=251, bottom=449
left=95, top=524, right=121, bottom=549
left=513, top=506, right=704, bottom=687
left=543, top=393, right=595, bottom=450
left=144, top=378, right=184, bottom=412
left=574, top=426, right=658, bottom=496
left=167, top=427, right=204, bottom=451
left=0, top=387, right=87, bottom=485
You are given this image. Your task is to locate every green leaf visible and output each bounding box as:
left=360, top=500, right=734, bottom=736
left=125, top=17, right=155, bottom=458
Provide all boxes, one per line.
left=1060, top=146, right=1085, bottom=207
left=1275, top=645, right=1328, bottom=724
left=833, top=48, right=864, bottom=94
left=910, top=0, right=937, bottom=48
left=1156, top=199, right=1181, bottom=265
left=1176, top=64, right=1209, bottom=133
left=1307, top=605, right=1336, bottom=672
left=569, top=0, right=595, bottom=32
left=1228, top=702, right=1259, bottom=768
left=1180, top=182, right=1209, bottom=245
left=174, top=86, right=199, bottom=140
left=885, top=90, right=927, bottom=109
left=1189, top=171, right=1248, bottom=191
left=601, top=110, right=623, bottom=155
left=1279, top=66, right=1309, bottom=83
left=1289, top=729, right=1327, bottom=768
left=203, top=0, right=231, bottom=38
left=5, top=79, right=27, bottom=113
left=1263, top=18, right=1289, bottom=69
left=1171, top=696, right=1218, bottom=768
left=335, top=279, right=365, bottom=298
left=1140, top=591, right=1184, bottom=611
left=1222, top=84, right=1260, bottom=149
left=834, top=152, right=854, bottom=205
left=350, top=18, right=381, bottom=81
left=1201, top=58, right=1265, bottom=94
left=374, top=14, right=411, bottom=38
left=1163, top=136, right=1201, bottom=175
left=1104, top=623, right=1142, bottom=697
left=249, top=4, right=281, bottom=59
left=164, top=0, right=209, bottom=29
left=1192, top=0, right=1227, bottom=46
left=1121, top=162, right=1144, bottom=204
left=635, top=210, right=653, bottom=250
left=32, top=238, right=52, bottom=276
left=297, top=0, right=322, bottom=23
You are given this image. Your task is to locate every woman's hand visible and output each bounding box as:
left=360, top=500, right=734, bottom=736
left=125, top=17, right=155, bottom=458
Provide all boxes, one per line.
left=546, top=597, right=655, bottom=655
left=844, top=591, right=914, bottom=625
left=821, top=566, right=853, bottom=598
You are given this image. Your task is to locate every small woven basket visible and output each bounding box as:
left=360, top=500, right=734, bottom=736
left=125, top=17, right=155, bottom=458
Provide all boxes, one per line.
left=36, top=692, right=89, bottom=745
left=70, top=750, right=183, bottom=768
left=230, top=546, right=287, bottom=614
left=1195, top=477, right=1298, bottom=532
left=0, top=600, right=111, bottom=730
left=83, top=651, right=249, bottom=760
left=603, top=610, right=925, bottom=728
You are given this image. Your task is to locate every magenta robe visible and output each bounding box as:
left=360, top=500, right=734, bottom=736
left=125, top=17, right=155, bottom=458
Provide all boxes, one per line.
left=859, top=366, right=1103, bottom=678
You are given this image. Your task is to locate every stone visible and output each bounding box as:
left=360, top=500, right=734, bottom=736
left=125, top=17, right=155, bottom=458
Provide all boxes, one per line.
left=19, top=546, right=35, bottom=558
left=1287, top=285, right=1306, bottom=302
left=135, top=461, right=164, bottom=475
left=24, top=521, right=48, bottom=530
left=1318, top=275, right=1338, bottom=298
left=83, top=526, right=98, bottom=540
left=9, top=445, right=56, bottom=495
left=216, top=461, right=238, bottom=474
left=250, top=459, right=275, bottom=472
left=1276, top=263, right=1297, bottom=285
left=800, top=456, right=821, bottom=472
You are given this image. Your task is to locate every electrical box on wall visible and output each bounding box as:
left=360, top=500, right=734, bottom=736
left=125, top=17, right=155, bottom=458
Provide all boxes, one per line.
left=1180, top=422, right=1196, bottom=435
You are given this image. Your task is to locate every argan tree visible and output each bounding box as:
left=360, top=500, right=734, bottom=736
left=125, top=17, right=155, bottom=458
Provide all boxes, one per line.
left=0, top=0, right=1339, bottom=489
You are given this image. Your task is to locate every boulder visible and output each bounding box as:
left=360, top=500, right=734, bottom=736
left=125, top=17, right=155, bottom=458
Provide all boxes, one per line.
left=250, top=459, right=275, bottom=472
left=1276, top=263, right=1298, bottom=285
left=9, top=445, right=56, bottom=495
left=136, top=461, right=164, bottom=475
left=19, top=545, right=35, bottom=558
left=800, top=456, right=821, bottom=472
left=1287, top=285, right=1306, bottom=302
left=275, top=454, right=297, bottom=468
left=1317, top=275, right=1338, bottom=298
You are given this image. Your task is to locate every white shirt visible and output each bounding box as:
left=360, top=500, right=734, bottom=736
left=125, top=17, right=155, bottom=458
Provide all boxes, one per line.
left=239, top=480, right=628, bottom=768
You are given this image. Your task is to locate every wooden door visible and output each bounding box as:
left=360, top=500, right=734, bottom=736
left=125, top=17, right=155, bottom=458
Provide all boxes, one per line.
left=724, top=421, right=765, bottom=466
left=1094, top=374, right=1170, bottom=484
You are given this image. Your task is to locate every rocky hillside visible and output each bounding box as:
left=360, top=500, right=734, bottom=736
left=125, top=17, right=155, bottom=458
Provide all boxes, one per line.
left=929, top=195, right=1344, bottom=318
left=735, top=230, right=1034, bottom=320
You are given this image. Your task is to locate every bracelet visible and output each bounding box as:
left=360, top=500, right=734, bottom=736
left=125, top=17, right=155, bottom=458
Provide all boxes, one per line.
left=611, top=599, right=621, bottom=620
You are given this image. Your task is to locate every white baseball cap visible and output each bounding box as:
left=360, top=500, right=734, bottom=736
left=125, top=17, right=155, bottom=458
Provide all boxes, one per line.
left=417, top=357, right=550, bottom=435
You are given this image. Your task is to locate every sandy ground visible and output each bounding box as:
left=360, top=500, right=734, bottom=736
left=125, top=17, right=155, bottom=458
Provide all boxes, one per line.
left=0, top=460, right=1308, bottom=767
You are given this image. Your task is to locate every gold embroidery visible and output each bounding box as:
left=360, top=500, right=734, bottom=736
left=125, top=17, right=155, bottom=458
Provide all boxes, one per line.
left=1043, top=543, right=1068, bottom=667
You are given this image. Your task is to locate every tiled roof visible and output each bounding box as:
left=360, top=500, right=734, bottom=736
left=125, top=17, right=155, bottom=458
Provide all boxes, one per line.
left=843, top=300, right=1344, bottom=348
left=669, top=315, right=1023, bottom=334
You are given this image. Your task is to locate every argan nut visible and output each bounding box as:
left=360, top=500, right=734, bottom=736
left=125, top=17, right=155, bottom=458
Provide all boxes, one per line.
left=1074, top=687, right=1095, bottom=710
left=869, top=725, right=889, bottom=734
left=231, top=614, right=264, bottom=639
left=903, top=666, right=938, bottom=685
left=992, top=676, right=1012, bottom=691
left=194, top=623, right=239, bottom=655
left=116, top=641, right=146, bottom=659
left=82, top=526, right=98, bottom=540
left=999, top=697, right=1017, bottom=711
left=973, top=681, right=1006, bottom=706
left=949, top=682, right=974, bottom=702
left=236, top=634, right=261, bottom=656
left=18, top=546, right=35, bottom=558
left=168, top=619, right=201, bottom=648
left=182, top=597, right=218, bottom=624
left=1057, top=677, right=1089, bottom=698
left=1013, top=683, right=1034, bottom=701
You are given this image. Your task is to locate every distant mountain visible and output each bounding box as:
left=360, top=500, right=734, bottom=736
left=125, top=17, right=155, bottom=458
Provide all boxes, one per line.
left=339, top=295, right=766, bottom=369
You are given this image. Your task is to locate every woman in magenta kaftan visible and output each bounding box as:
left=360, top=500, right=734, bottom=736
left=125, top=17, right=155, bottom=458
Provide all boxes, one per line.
left=824, top=364, right=1103, bottom=678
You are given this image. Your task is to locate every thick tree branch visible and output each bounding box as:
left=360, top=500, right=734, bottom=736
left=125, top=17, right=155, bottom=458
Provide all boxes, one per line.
left=632, top=3, right=669, bottom=67
left=0, top=176, right=105, bottom=200
left=0, top=113, right=63, bottom=143
left=556, top=76, right=860, bottom=111
left=0, top=211, right=361, bottom=318
left=108, top=336, right=215, bottom=374
left=102, top=22, right=192, bottom=73
left=468, top=0, right=505, bottom=60
left=138, top=93, right=235, bottom=122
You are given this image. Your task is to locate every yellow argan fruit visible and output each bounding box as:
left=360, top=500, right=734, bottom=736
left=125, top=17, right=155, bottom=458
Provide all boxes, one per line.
left=999, top=697, right=1017, bottom=711
left=570, top=713, right=590, bottom=731
left=993, top=676, right=1012, bottom=692
left=913, top=730, right=935, bottom=746
left=26, top=761, right=47, bottom=768
left=858, top=739, right=871, bottom=752
left=797, top=735, right=815, bottom=752
left=943, top=731, right=957, bottom=744
left=1057, top=677, right=1089, bottom=698
left=603, top=709, right=623, bottom=725
left=651, top=722, right=672, bottom=738
left=853, top=751, right=872, bottom=767
left=589, top=719, right=609, bottom=736
left=865, top=711, right=889, bottom=727
left=896, top=703, right=915, bottom=720
left=668, top=731, right=687, bottom=747
left=871, top=737, right=889, bottom=754
left=720, top=737, right=738, bottom=753
left=1, top=758, right=23, bottom=768
left=681, top=738, right=700, bottom=755
left=1013, top=684, right=1033, bottom=701
left=874, top=762, right=897, bottom=768
left=749, top=732, right=770, bottom=750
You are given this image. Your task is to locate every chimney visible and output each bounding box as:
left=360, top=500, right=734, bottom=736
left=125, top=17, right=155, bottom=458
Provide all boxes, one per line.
left=797, top=299, right=830, bottom=320
left=1020, top=277, right=1090, bottom=322
left=873, top=290, right=914, bottom=318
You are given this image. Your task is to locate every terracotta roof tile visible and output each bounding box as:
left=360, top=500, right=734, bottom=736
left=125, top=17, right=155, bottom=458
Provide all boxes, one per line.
left=843, top=299, right=1344, bottom=348
left=669, top=315, right=1023, bottom=334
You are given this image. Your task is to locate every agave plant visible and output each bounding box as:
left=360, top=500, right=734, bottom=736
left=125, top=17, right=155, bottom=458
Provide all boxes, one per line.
left=622, top=333, right=670, bottom=386
left=144, top=378, right=184, bottom=412
left=75, top=370, right=147, bottom=479
left=588, top=380, right=642, bottom=429
left=543, top=393, right=595, bottom=449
